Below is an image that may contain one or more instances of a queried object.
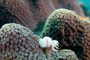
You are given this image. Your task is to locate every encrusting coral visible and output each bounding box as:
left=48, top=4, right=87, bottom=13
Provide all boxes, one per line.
left=0, top=0, right=85, bottom=30
left=58, top=49, right=79, bottom=60
left=0, top=23, right=46, bottom=60
left=0, top=23, right=79, bottom=60
left=41, top=8, right=90, bottom=60
left=51, top=49, right=79, bottom=60
left=0, top=0, right=36, bottom=30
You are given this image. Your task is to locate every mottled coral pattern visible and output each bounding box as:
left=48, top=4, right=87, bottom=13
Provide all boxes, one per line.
left=0, top=23, right=46, bottom=60
left=41, top=9, right=90, bottom=60
left=51, top=49, right=79, bottom=60
left=0, top=0, right=85, bottom=30
left=0, top=23, right=80, bottom=60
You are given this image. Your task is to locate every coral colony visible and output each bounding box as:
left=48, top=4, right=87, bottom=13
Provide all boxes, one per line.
left=0, top=0, right=89, bottom=60
left=0, top=23, right=79, bottom=60
left=41, top=9, right=90, bottom=60
left=0, top=0, right=85, bottom=30
left=0, top=23, right=46, bottom=60
left=0, top=8, right=90, bottom=60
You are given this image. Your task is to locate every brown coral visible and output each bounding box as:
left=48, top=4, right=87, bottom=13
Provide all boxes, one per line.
left=0, top=23, right=46, bottom=60
left=0, top=0, right=36, bottom=30
left=0, top=23, right=80, bottom=60
left=0, top=0, right=85, bottom=30
left=41, top=9, right=90, bottom=60
left=81, top=20, right=90, bottom=60
left=0, top=0, right=54, bottom=30
left=52, top=0, right=85, bottom=16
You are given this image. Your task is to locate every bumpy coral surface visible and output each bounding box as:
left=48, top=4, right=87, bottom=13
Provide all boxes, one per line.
left=51, top=49, right=79, bottom=60
left=0, top=0, right=37, bottom=30
left=0, top=23, right=79, bottom=60
left=0, top=23, right=46, bottom=60
left=52, top=0, right=85, bottom=17
left=41, top=9, right=90, bottom=60
left=0, top=0, right=85, bottom=30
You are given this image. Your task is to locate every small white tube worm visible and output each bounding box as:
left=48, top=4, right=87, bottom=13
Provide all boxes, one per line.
left=52, top=40, right=59, bottom=51
left=38, top=37, right=59, bottom=58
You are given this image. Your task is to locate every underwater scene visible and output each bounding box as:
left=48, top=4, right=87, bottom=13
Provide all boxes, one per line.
left=0, top=0, right=90, bottom=60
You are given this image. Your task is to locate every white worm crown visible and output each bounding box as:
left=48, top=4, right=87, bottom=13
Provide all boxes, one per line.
left=39, top=37, right=52, bottom=48
left=52, top=40, right=59, bottom=51
left=39, top=37, right=59, bottom=51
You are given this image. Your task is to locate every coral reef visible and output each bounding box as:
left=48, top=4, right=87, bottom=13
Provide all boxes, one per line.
left=0, top=23, right=46, bottom=60
left=0, top=0, right=85, bottom=31
left=0, top=23, right=79, bottom=60
left=51, top=49, right=79, bottom=60
left=41, top=9, right=90, bottom=60
left=52, top=0, right=85, bottom=16
left=0, top=0, right=36, bottom=30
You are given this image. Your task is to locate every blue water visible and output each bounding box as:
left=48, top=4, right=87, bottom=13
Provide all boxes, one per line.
left=79, top=0, right=90, bottom=11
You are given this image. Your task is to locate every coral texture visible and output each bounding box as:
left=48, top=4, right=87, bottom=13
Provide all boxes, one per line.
left=0, top=23, right=80, bottom=60
left=0, top=23, right=46, bottom=60
left=41, top=9, right=90, bottom=60
left=51, top=49, right=79, bottom=60
left=0, top=0, right=36, bottom=30
left=0, top=0, right=85, bottom=30
left=52, top=0, right=85, bottom=16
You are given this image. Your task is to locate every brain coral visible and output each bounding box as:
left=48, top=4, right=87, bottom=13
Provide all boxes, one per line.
left=41, top=9, right=90, bottom=60
left=0, top=23, right=46, bottom=60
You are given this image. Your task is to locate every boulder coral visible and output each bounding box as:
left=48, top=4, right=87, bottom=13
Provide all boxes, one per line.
left=0, top=23, right=46, bottom=60
left=41, top=9, right=90, bottom=60
left=0, top=0, right=36, bottom=30
left=0, top=0, right=85, bottom=30
left=0, top=23, right=79, bottom=60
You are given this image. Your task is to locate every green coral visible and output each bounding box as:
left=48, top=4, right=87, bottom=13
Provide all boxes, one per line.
left=41, top=8, right=90, bottom=60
